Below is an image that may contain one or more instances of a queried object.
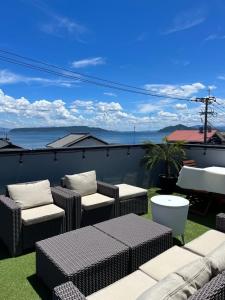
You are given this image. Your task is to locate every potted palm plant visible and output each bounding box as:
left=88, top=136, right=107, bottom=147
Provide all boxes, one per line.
left=143, top=138, right=186, bottom=193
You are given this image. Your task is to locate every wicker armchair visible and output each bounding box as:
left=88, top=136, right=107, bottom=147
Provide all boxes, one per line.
left=0, top=186, right=78, bottom=256
left=61, top=177, right=119, bottom=227
left=52, top=213, right=225, bottom=300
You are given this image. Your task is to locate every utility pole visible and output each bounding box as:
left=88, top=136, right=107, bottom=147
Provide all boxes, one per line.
left=194, top=88, right=216, bottom=144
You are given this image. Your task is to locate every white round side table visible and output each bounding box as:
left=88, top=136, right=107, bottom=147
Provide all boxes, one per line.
left=151, top=195, right=189, bottom=244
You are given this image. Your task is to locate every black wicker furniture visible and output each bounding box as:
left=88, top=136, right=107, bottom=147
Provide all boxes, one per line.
left=93, top=213, right=173, bottom=271
left=0, top=185, right=76, bottom=257
left=36, top=226, right=129, bottom=296
left=54, top=273, right=225, bottom=300
left=115, top=184, right=148, bottom=216
left=52, top=213, right=225, bottom=300
left=61, top=172, right=119, bottom=226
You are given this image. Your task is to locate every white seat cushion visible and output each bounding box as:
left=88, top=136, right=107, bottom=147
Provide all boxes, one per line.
left=116, top=183, right=147, bottom=200
left=7, top=180, right=53, bottom=209
left=87, top=270, right=157, bottom=300
left=139, top=246, right=200, bottom=281
left=21, top=204, right=65, bottom=225
left=64, top=170, right=97, bottom=196
left=82, top=193, right=114, bottom=210
left=184, top=230, right=225, bottom=256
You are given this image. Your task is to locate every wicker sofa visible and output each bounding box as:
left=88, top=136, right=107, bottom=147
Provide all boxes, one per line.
left=0, top=182, right=78, bottom=256
left=53, top=213, right=225, bottom=300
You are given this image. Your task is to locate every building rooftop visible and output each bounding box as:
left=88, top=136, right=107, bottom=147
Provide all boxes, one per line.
left=46, top=133, right=108, bottom=148
left=167, top=130, right=218, bottom=143
left=0, top=138, right=22, bottom=150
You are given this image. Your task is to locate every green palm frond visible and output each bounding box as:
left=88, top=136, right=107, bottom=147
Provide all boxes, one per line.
left=143, top=137, right=186, bottom=176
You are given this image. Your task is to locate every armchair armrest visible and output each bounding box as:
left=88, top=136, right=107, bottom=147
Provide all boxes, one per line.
left=53, top=281, right=87, bottom=300
left=0, top=195, right=22, bottom=256
left=216, top=213, right=225, bottom=233
left=97, top=181, right=119, bottom=216
left=97, top=181, right=119, bottom=199
left=51, top=187, right=82, bottom=230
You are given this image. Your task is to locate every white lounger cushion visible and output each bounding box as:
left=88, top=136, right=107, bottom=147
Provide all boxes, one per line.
left=116, top=183, right=147, bottom=200
left=22, top=204, right=65, bottom=225
left=177, top=166, right=205, bottom=191
left=184, top=229, right=225, bottom=256
left=177, top=166, right=225, bottom=194
left=87, top=270, right=157, bottom=300
left=64, top=170, right=97, bottom=196
left=7, top=180, right=53, bottom=209
left=82, top=193, right=114, bottom=210
left=139, top=246, right=200, bottom=281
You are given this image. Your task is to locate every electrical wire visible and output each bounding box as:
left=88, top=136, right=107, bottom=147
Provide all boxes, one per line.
left=0, top=49, right=196, bottom=102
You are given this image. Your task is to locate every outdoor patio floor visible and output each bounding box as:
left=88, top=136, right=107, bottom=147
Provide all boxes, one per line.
left=0, top=188, right=219, bottom=300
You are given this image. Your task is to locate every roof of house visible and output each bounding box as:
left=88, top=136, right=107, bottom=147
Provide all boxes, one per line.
left=0, top=138, right=22, bottom=150
left=46, top=133, right=108, bottom=148
left=167, top=130, right=218, bottom=143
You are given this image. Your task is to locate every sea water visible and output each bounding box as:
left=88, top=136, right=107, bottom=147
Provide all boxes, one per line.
left=8, top=129, right=167, bottom=149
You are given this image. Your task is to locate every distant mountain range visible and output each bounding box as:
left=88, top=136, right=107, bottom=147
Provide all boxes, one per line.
left=159, top=124, right=225, bottom=133
left=158, top=124, right=193, bottom=133
left=7, top=124, right=225, bottom=135
left=10, top=126, right=112, bottom=134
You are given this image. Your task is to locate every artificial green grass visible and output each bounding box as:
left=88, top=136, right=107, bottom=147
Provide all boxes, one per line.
left=0, top=188, right=217, bottom=299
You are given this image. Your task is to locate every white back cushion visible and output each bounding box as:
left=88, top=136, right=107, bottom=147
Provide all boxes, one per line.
left=137, top=273, right=191, bottom=300
left=64, top=170, right=97, bottom=196
left=207, top=241, right=225, bottom=275
left=137, top=258, right=212, bottom=300
left=7, top=180, right=53, bottom=210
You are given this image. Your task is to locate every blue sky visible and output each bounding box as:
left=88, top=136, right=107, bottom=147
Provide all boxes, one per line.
left=1, top=0, right=225, bottom=130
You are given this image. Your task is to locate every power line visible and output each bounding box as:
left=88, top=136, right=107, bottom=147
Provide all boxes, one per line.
left=0, top=48, right=163, bottom=94
left=214, top=102, right=225, bottom=114
left=0, top=49, right=195, bottom=102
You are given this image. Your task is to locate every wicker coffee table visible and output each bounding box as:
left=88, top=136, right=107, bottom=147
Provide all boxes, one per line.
left=36, top=226, right=129, bottom=296
left=93, top=213, right=173, bottom=271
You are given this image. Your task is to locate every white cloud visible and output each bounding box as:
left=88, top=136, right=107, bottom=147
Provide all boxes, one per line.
left=0, top=88, right=207, bottom=131
left=41, top=16, right=86, bottom=38
left=103, top=92, right=117, bottom=97
left=0, top=69, right=78, bottom=87
left=144, top=82, right=205, bottom=98
left=175, top=103, right=188, bottom=110
left=72, top=57, right=106, bottom=68
left=205, top=34, right=225, bottom=41
left=217, top=75, right=225, bottom=81
left=138, top=103, right=160, bottom=113
left=163, top=9, right=206, bottom=34
left=96, top=102, right=122, bottom=112
left=70, top=100, right=94, bottom=112
left=0, top=89, right=79, bottom=127
left=158, top=110, right=178, bottom=119
left=32, top=1, right=88, bottom=41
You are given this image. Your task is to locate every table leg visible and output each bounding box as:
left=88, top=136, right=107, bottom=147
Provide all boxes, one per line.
left=181, top=234, right=185, bottom=245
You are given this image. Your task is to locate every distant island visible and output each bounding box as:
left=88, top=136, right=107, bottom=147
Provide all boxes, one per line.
left=10, top=126, right=112, bottom=134
left=9, top=124, right=195, bottom=134
left=158, top=124, right=193, bottom=133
